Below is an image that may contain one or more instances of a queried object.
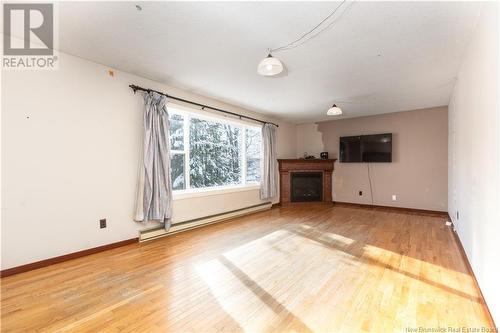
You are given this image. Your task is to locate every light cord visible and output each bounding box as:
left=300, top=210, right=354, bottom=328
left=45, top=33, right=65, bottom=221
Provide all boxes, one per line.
left=270, top=0, right=349, bottom=53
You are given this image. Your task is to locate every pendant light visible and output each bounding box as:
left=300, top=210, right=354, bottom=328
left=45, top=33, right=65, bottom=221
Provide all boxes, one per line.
left=327, top=104, right=342, bottom=116
left=257, top=1, right=349, bottom=77
left=257, top=53, right=283, bottom=77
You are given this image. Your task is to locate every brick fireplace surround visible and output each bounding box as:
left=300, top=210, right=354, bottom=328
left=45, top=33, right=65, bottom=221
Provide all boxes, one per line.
left=277, top=159, right=336, bottom=205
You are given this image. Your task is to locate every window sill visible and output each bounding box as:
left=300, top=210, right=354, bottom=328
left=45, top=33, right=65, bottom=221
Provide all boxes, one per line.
left=172, top=184, right=261, bottom=200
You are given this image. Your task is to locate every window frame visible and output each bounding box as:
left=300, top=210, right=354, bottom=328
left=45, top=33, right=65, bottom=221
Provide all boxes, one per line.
left=168, top=103, right=262, bottom=198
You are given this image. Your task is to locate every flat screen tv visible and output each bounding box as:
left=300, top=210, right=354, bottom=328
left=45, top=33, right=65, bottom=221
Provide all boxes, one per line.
left=339, top=133, right=392, bottom=162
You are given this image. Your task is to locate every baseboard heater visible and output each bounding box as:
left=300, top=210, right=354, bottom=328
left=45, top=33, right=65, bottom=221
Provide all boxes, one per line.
left=139, top=202, right=272, bottom=242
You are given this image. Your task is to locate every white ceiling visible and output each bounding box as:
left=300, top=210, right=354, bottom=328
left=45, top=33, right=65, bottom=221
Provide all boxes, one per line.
left=58, top=1, right=482, bottom=123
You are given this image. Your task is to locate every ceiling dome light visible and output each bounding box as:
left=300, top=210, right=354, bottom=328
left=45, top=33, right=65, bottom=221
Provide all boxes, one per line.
left=327, top=104, right=342, bottom=116
left=258, top=54, right=283, bottom=77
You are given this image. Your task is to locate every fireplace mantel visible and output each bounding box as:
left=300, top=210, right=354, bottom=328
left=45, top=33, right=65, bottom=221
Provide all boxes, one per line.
left=277, top=159, right=336, bottom=205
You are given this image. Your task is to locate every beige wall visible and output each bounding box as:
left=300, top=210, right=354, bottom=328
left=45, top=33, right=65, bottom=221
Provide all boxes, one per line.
left=296, top=123, right=325, bottom=159
left=1, top=51, right=296, bottom=270
left=297, top=107, right=448, bottom=211
left=448, top=2, right=499, bottom=324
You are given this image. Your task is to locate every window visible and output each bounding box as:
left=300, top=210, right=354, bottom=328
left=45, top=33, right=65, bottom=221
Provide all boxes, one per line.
left=189, top=117, right=242, bottom=188
left=170, top=114, right=186, bottom=190
left=245, top=127, right=261, bottom=183
left=169, top=106, right=262, bottom=193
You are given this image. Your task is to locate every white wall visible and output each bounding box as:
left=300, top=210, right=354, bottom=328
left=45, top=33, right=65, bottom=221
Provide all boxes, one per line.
left=1, top=51, right=296, bottom=270
left=448, top=2, right=500, bottom=324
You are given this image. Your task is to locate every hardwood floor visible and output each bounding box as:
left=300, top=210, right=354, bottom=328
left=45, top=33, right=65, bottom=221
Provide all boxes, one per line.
left=1, top=205, right=495, bottom=332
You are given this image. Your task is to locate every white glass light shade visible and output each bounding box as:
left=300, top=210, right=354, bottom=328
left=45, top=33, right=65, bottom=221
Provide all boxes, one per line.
left=327, top=104, right=342, bottom=116
left=257, top=54, right=284, bottom=76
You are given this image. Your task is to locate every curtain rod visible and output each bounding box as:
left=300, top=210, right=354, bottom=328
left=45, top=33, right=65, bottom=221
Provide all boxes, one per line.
left=129, top=84, right=279, bottom=127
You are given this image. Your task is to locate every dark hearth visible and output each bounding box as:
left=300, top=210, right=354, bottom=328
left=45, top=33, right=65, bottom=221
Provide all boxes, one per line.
left=291, top=172, right=323, bottom=202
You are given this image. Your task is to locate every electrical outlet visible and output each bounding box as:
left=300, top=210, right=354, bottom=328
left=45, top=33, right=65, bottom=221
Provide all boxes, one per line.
left=100, top=219, right=107, bottom=229
left=392, top=195, right=397, bottom=201
left=358, top=191, right=363, bottom=196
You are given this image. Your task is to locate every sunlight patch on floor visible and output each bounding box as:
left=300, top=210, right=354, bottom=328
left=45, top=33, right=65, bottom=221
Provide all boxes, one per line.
left=196, top=228, right=358, bottom=331
left=195, top=224, right=487, bottom=331
left=362, top=244, right=478, bottom=299
left=195, top=255, right=285, bottom=331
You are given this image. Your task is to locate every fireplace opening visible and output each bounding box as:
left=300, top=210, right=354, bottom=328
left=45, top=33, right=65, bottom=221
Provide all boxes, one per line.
left=291, top=172, right=323, bottom=202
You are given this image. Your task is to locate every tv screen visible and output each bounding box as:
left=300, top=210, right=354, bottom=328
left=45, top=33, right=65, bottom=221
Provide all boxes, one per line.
left=340, top=133, right=392, bottom=163
left=339, top=136, right=362, bottom=162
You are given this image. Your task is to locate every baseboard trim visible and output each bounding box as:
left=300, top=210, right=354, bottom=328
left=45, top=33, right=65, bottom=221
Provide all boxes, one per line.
left=333, top=201, right=448, bottom=217
left=140, top=202, right=272, bottom=242
left=449, top=224, right=497, bottom=329
left=0, top=238, right=138, bottom=278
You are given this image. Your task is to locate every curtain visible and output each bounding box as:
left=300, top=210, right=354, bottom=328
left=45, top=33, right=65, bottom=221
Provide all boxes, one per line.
left=260, top=123, right=278, bottom=200
left=134, top=91, right=173, bottom=230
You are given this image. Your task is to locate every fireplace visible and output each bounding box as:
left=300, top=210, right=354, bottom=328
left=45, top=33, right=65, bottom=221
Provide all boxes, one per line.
left=277, top=159, right=336, bottom=205
left=291, top=172, right=323, bottom=202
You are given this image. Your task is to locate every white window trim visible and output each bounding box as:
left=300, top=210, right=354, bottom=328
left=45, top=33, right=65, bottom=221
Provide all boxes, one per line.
left=173, top=183, right=260, bottom=200
left=168, top=103, right=262, bottom=197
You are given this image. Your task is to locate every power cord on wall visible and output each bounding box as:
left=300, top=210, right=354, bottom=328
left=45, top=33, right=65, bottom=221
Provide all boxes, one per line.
left=367, top=163, right=374, bottom=205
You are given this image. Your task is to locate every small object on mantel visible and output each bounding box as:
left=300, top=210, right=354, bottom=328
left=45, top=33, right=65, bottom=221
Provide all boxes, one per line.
left=320, top=152, right=329, bottom=159
left=301, top=152, right=316, bottom=159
